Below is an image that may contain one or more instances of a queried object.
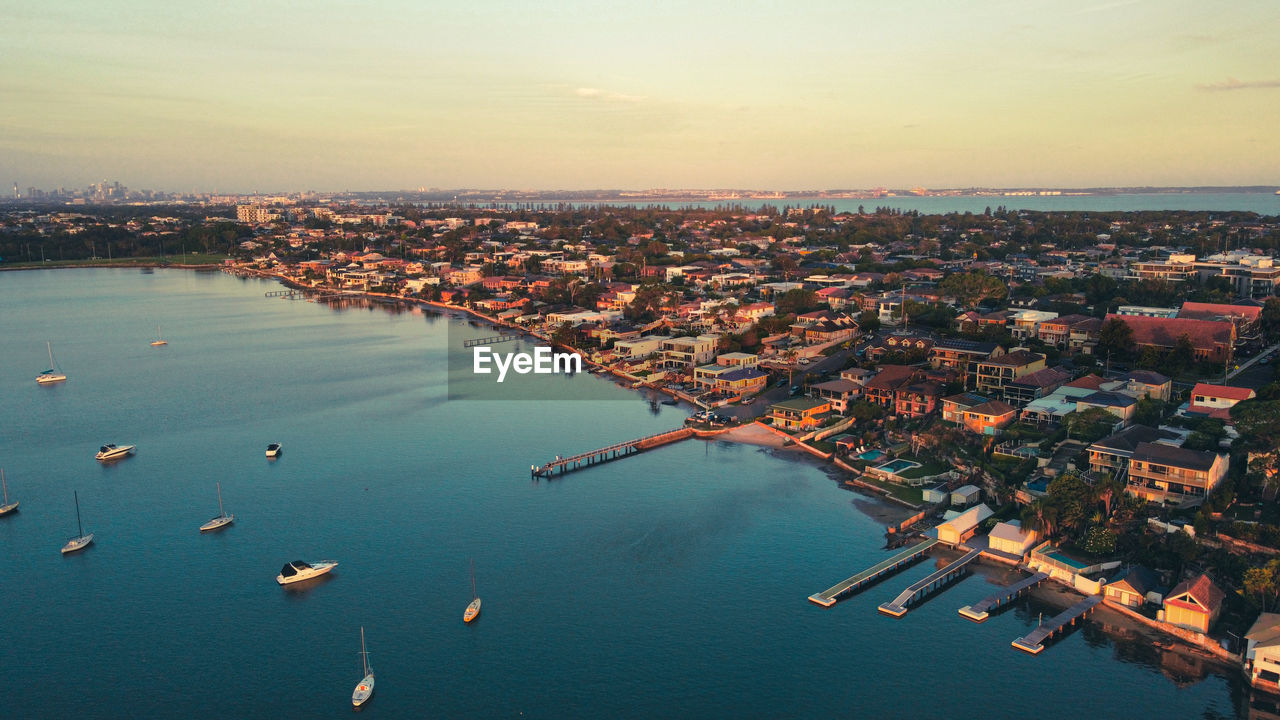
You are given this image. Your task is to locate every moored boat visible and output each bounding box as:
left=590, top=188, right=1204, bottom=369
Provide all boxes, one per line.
left=95, top=444, right=136, bottom=461
left=276, top=560, right=337, bottom=585
left=0, top=469, right=18, bottom=517
left=352, top=626, right=375, bottom=707
left=37, top=341, right=67, bottom=384
left=199, top=482, right=234, bottom=532
left=266, top=443, right=282, bottom=458
left=464, top=558, right=482, bottom=623
left=61, top=491, right=94, bottom=554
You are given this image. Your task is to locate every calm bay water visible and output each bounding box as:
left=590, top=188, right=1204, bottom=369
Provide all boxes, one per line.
left=550, top=192, right=1280, bottom=215
left=0, top=269, right=1251, bottom=718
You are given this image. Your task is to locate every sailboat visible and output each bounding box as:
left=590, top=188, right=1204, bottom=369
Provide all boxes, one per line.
left=352, top=626, right=375, bottom=708
left=151, top=325, right=167, bottom=347
left=61, top=491, right=94, bottom=554
left=0, top=469, right=18, bottom=517
left=36, top=341, right=67, bottom=384
left=199, top=482, right=234, bottom=532
left=463, top=558, right=482, bottom=623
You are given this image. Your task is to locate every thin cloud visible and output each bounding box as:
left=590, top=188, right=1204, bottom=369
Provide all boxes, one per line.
left=575, top=87, right=646, bottom=103
left=1197, top=78, right=1280, bottom=92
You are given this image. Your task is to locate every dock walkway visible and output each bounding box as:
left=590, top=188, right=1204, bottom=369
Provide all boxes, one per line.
left=808, top=539, right=937, bottom=607
left=958, top=572, right=1048, bottom=622
left=1011, top=594, right=1102, bottom=654
left=878, top=547, right=982, bottom=617
left=531, top=427, right=693, bottom=478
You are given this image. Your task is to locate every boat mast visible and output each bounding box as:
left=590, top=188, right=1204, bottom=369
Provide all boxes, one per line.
left=216, top=482, right=225, bottom=518
left=74, top=490, right=83, bottom=538
left=470, top=558, right=477, bottom=600
left=359, top=626, right=370, bottom=676
left=2, top=469, right=7, bottom=504
left=47, top=341, right=55, bottom=369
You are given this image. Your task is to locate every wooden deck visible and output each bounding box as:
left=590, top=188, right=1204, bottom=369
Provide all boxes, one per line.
left=531, top=428, right=693, bottom=478
left=1011, top=594, right=1102, bottom=654
left=878, top=547, right=981, bottom=617
left=808, top=539, right=938, bottom=607
left=958, top=572, right=1049, bottom=622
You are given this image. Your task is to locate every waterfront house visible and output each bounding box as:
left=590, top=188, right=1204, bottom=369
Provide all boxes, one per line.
left=659, top=335, right=720, bottom=372
left=862, top=365, right=917, bottom=409
left=987, top=520, right=1038, bottom=557
left=1244, top=613, right=1280, bottom=695
left=936, top=503, right=993, bottom=545
left=768, top=397, right=832, bottom=431
left=1126, top=443, right=1228, bottom=505
left=894, top=380, right=943, bottom=418
left=1104, top=565, right=1161, bottom=608
left=1162, top=574, right=1224, bottom=634
left=713, top=367, right=769, bottom=398
left=941, top=392, right=988, bottom=424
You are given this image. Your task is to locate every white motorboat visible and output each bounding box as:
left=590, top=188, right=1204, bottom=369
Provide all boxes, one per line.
left=276, top=560, right=337, bottom=585
left=199, top=482, right=234, bottom=532
left=266, top=443, right=282, bottom=458
left=352, top=626, right=375, bottom=708
left=95, top=444, right=136, bottom=461
left=0, top=468, right=18, bottom=517
left=37, top=341, right=67, bottom=384
left=61, top=491, right=94, bottom=554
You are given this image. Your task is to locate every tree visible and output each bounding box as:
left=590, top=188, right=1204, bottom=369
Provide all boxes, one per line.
left=1167, top=333, right=1196, bottom=375
left=775, top=288, right=819, bottom=315
left=1082, top=526, right=1117, bottom=555
left=1263, top=297, right=1280, bottom=343
left=1244, top=558, right=1280, bottom=611
left=938, top=270, right=1007, bottom=308
left=1132, top=397, right=1166, bottom=427
left=857, top=309, right=880, bottom=333
left=848, top=400, right=885, bottom=423
left=1097, top=317, right=1134, bottom=362
left=1063, top=407, right=1119, bottom=443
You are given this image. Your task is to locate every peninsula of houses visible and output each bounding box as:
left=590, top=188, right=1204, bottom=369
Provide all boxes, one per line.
left=5, top=199, right=1280, bottom=704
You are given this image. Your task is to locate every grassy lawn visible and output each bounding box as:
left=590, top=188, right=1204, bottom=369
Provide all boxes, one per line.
left=2, top=254, right=229, bottom=268
left=859, top=475, right=924, bottom=506
left=811, top=440, right=836, bottom=453
left=898, top=459, right=948, bottom=480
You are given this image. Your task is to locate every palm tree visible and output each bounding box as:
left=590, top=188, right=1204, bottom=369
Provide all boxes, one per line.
left=782, top=348, right=799, bottom=385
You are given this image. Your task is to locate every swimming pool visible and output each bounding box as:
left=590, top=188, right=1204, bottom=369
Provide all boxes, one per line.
left=873, top=459, right=922, bottom=475
left=857, top=449, right=888, bottom=462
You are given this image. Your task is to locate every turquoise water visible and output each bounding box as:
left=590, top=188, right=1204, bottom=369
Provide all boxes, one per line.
left=857, top=450, right=889, bottom=462
left=0, top=269, right=1252, bottom=718
left=876, top=459, right=921, bottom=474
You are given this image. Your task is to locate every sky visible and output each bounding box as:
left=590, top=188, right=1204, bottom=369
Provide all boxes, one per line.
left=2, top=0, right=1278, bottom=192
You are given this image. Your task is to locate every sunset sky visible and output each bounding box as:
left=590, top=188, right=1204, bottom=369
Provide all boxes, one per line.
left=3, top=0, right=1278, bottom=192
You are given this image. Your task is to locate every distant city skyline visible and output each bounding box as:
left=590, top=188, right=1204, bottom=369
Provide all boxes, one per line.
left=3, top=0, right=1278, bottom=192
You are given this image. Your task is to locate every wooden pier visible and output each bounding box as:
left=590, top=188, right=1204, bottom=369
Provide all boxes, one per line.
left=463, top=334, right=520, bottom=348
left=958, top=572, right=1049, bottom=622
left=808, top=539, right=938, bottom=608
left=531, top=428, right=693, bottom=478
left=1011, top=594, right=1102, bottom=654
left=878, top=547, right=982, bottom=617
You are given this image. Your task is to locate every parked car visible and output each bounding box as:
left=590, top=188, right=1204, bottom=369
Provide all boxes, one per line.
left=798, top=357, right=810, bottom=365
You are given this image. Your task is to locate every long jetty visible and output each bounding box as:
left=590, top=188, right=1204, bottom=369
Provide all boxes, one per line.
left=463, top=334, right=520, bottom=348
left=1011, top=594, right=1102, bottom=654
left=958, top=572, right=1049, bottom=622
left=531, top=427, right=693, bottom=478
left=878, top=547, right=982, bottom=617
left=808, top=539, right=938, bottom=607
